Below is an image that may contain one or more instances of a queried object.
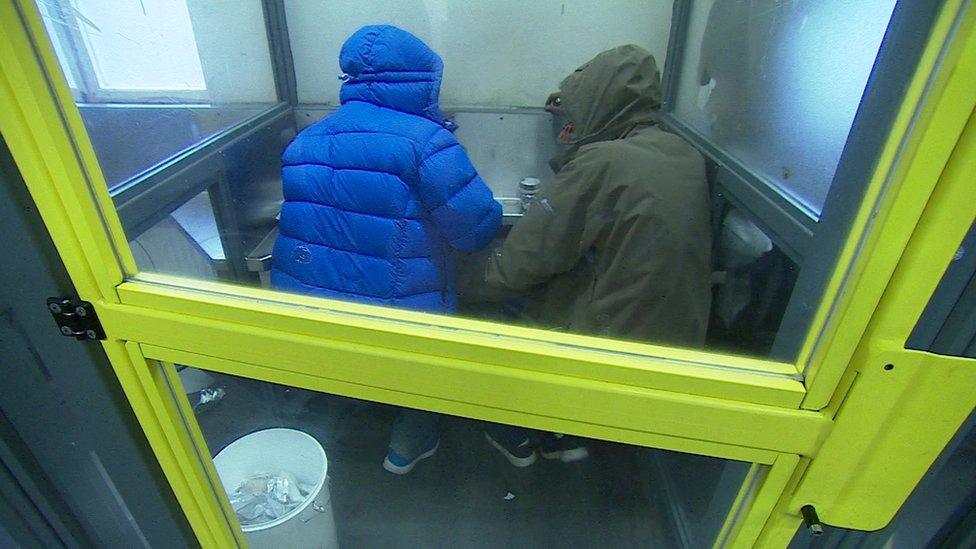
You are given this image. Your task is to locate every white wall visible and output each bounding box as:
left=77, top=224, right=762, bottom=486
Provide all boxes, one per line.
left=296, top=107, right=561, bottom=196
left=186, top=0, right=278, bottom=103
left=286, top=0, right=674, bottom=107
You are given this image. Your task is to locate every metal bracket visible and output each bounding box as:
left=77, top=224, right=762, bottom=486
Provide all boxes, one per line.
left=46, top=297, right=105, bottom=341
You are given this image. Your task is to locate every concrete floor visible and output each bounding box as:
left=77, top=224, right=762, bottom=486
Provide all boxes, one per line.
left=187, top=370, right=733, bottom=548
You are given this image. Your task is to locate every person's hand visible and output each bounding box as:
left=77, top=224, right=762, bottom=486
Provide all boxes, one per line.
left=544, top=92, right=563, bottom=114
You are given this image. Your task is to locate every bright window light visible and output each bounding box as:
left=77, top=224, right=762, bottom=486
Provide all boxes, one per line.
left=71, top=0, right=206, bottom=92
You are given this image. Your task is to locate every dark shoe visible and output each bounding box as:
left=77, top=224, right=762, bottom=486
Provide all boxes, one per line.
left=539, top=433, right=590, bottom=463
left=484, top=431, right=537, bottom=467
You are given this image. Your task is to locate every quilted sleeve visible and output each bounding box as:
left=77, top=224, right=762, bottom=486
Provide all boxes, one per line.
left=416, top=129, right=502, bottom=252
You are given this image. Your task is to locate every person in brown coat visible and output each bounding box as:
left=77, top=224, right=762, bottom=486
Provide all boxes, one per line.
left=480, top=45, right=712, bottom=466
left=487, top=44, right=712, bottom=347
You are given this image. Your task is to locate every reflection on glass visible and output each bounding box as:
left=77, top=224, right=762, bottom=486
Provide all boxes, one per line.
left=35, top=0, right=279, bottom=187
left=80, top=104, right=275, bottom=187
left=673, top=0, right=897, bottom=217
left=174, top=365, right=756, bottom=547
left=130, top=190, right=224, bottom=279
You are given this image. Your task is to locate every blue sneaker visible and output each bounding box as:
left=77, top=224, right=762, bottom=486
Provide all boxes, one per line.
left=382, top=437, right=439, bottom=475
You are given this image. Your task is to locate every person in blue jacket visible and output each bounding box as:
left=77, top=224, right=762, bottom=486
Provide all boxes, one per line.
left=271, top=25, right=501, bottom=474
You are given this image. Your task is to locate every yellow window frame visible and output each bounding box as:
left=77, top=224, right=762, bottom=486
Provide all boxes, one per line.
left=2, top=0, right=975, bottom=546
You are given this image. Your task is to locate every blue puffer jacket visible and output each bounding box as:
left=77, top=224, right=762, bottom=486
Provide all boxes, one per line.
left=271, top=25, right=501, bottom=312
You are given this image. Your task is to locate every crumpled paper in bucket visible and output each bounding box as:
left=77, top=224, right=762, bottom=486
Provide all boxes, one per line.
left=227, top=471, right=314, bottom=526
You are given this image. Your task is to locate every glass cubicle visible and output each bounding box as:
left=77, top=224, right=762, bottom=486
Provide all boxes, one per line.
left=31, top=0, right=919, bottom=363
left=15, top=1, right=958, bottom=545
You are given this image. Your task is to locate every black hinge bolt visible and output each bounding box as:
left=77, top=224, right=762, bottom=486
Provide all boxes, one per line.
left=801, top=505, right=825, bottom=536
left=47, top=298, right=105, bottom=341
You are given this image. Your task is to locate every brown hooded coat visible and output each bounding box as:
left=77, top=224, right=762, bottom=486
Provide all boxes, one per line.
left=485, top=45, right=712, bottom=347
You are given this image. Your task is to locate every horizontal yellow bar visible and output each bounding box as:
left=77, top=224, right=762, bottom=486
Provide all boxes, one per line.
left=96, top=300, right=828, bottom=457
left=143, top=344, right=783, bottom=465
left=118, top=276, right=805, bottom=408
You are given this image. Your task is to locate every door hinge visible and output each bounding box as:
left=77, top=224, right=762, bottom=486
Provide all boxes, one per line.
left=46, top=297, right=105, bottom=341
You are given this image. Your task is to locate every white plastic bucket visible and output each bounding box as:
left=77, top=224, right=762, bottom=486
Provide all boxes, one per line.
left=213, top=428, right=337, bottom=549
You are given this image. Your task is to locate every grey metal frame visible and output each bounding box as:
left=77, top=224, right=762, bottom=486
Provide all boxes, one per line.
left=660, top=0, right=690, bottom=115
left=908, top=221, right=976, bottom=358
left=263, top=0, right=298, bottom=106
left=659, top=0, right=947, bottom=361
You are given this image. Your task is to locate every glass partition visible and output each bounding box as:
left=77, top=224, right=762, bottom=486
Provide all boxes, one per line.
left=37, top=0, right=280, bottom=188
left=670, top=0, right=897, bottom=218
left=30, top=0, right=908, bottom=363
left=171, top=363, right=758, bottom=547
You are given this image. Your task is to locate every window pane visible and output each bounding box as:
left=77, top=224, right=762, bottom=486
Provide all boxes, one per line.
left=82, top=104, right=277, bottom=187
left=671, top=0, right=897, bottom=217
left=34, top=1, right=904, bottom=363
left=35, top=0, right=279, bottom=188
left=72, top=0, right=206, bottom=92
left=130, top=190, right=225, bottom=279
left=37, top=1, right=77, bottom=89
left=172, top=364, right=759, bottom=547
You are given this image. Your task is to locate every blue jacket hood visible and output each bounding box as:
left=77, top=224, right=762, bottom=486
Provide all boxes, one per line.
left=339, top=25, right=452, bottom=128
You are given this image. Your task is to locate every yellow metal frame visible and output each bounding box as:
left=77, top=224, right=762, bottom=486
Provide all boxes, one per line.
left=757, top=108, right=976, bottom=545
left=2, top=0, right=975, bottom=546
left=798, top=0, right=976, bottom=409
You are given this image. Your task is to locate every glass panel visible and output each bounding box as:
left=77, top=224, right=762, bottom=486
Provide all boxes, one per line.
left=82, top=104, right=274, bottom=187
left=32, top=1, right=900, bottom=363
left=706, top=205, right=798, bottom=357
left=36, top=0, right=279, bottom=188
left=70, top=0, right=206, bottom=92
left=171, top=364, right=758, bottom=547
left=671, top=0, right=897, bottom=217
left=130, top=189, right=225, bottom=279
